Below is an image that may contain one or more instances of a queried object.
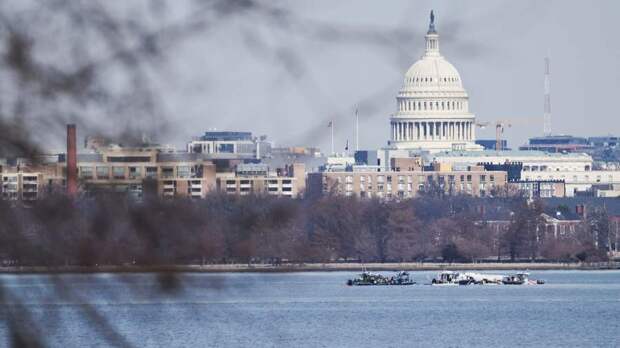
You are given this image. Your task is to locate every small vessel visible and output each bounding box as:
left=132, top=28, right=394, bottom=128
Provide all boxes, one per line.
left=390, top=271, right=416, bottom=285
left=347, top=270, right=415, bottom=286
left=431, top=271, right=461, bottom=286
left=502, top=272, right=545, bottom=285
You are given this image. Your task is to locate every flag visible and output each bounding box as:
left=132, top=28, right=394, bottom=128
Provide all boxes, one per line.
left=345, top=139, right=349, bottom=151
left=328, top=121, right=332, bottom=128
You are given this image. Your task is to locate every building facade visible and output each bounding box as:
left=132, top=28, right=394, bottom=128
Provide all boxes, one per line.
left=186, top=131, right=272, bottom=160
left=308, top=166, right=507, bottom=200
left=216, top=163, right=306, bottom=197
left=76, top=148, right=217, bottom=199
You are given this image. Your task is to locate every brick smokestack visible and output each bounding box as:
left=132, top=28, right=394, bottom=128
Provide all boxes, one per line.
left=66, top=124, right=78, bottom=197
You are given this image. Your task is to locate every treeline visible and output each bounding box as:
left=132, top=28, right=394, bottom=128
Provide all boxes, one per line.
left=0, top=193, right=612, bottom=267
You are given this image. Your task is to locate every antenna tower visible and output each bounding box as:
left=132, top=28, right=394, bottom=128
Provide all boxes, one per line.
left=543, top=56, right=551, bottom=136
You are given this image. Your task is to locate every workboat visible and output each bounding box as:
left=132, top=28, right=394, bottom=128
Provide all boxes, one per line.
left=431, top=271, right=461, bottom=286
left=347, top=271, right=415, bottom=286
left=502, top=272, right=545, bottom=285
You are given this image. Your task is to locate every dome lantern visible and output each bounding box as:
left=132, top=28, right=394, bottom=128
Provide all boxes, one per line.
left=425, top=10, right=439, bottom=57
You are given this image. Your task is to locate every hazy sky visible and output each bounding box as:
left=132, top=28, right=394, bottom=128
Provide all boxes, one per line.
left=15, top=0, right=616, bottom=153
left=157, top=0, right=619, bottom=152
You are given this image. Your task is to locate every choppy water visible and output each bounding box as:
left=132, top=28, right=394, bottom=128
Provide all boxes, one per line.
left=1, top=270, right=619, bottom=347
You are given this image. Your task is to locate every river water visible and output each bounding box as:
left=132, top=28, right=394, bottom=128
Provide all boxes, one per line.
left=1, top=270, right=619, bottom=347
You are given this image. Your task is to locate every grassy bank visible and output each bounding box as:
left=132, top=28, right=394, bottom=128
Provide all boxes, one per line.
left=1, top=262, right=619, bottom=274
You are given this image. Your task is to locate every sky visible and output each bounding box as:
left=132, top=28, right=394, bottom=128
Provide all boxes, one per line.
left=155, top=0, right=620, bottom=152
left=5, top=0, right=619, bottom=153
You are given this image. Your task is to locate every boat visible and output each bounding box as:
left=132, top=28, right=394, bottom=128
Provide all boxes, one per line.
left=390, top=271, right=416, bottom=285
left=347, top=270, right=416, bottom=286
left=502, top=272, right=545, bottom=285
left=431, top=271, right=462, bottom=286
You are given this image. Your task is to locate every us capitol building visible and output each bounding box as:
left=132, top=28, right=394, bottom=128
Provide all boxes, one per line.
left=388, top=11, right=482, bottom=153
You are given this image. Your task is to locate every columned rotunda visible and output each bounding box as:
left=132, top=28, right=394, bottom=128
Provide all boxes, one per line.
left=389, top=11, right=482, bottom=152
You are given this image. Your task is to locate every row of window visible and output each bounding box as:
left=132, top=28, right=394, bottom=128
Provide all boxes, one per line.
left=523, top=174, right=616, bottom=183
left=405, top=76, right=459, bottom=84
left=338, top=174, right=496, bottom=185
left=398, top=99, right=464, bottom=112
left=79, top=166, right=195, bottom=180
left=339, top=182, right=494, bottom=198
left=224, top=179, right=293, bottom=185
left=522, top=165, right=591, bottom=172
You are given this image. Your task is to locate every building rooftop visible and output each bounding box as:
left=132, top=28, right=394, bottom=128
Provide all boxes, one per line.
left=432, top=150, right=592, bottom=159
left=200, top=131, right=252, bottom=141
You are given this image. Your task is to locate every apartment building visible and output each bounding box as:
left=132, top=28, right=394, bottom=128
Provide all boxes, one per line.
left=216, top=163, right=306, bottom=197
left=1, top=172, right=44, bottom=201
left=308, top=165, right=507, bottom=200
left=77, top=148, right=216, bottom=199
left=1, top=156, right=65, bottom=201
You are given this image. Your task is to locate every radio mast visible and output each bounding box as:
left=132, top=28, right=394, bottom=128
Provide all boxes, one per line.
left=543, top=56, right=552, bottom=136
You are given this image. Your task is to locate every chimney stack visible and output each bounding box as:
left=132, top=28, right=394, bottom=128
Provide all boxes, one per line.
left=66, top=124, right=78, bottom=197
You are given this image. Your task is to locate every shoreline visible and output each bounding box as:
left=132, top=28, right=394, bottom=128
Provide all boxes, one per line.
left=1, top=262, right=619, bottom=274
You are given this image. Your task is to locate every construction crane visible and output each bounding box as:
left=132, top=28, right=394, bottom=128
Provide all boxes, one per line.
left=476, top=120, right=512, bottom=151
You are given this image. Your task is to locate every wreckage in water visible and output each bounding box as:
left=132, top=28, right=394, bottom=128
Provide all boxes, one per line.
left=347, top=271, right=415, bottom=286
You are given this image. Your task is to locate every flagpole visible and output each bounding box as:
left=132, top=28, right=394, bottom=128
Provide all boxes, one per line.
left=355, top=108, right=359, bottom=152
left=331, top=120, right=334, bottom=156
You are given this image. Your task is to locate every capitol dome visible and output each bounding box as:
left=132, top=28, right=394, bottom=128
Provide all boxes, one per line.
left=389, top=10, right=482, bottom=153
left=403, top=57, right=464, bottom=92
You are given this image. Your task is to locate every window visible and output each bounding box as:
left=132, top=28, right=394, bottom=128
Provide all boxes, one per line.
left=490, top=175, right=495, bottom=182
left=129, top=167, right=141, bottom=179
left=110, top=167, right=125, bottom=179
left=145, top=167, right=158, bottom=178
left=480, top=175, right=486, bottom=182
left=96, top=166, right=109, bottom=179
left=161, top=167, right=174, bottom=178
left=80, top=167, right=94, bottom=179
left=217, top=143, right=234, bottom=153
left=177, top=166, right=190, bottom=178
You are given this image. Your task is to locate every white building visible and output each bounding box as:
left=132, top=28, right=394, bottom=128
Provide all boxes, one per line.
left=187, top=131, right=271, bottom=159
left=388, top=11, right=482, bottom=153
left=429, top=150, right=620, bottom=196
left=430, top=150, right=593, bottom=173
